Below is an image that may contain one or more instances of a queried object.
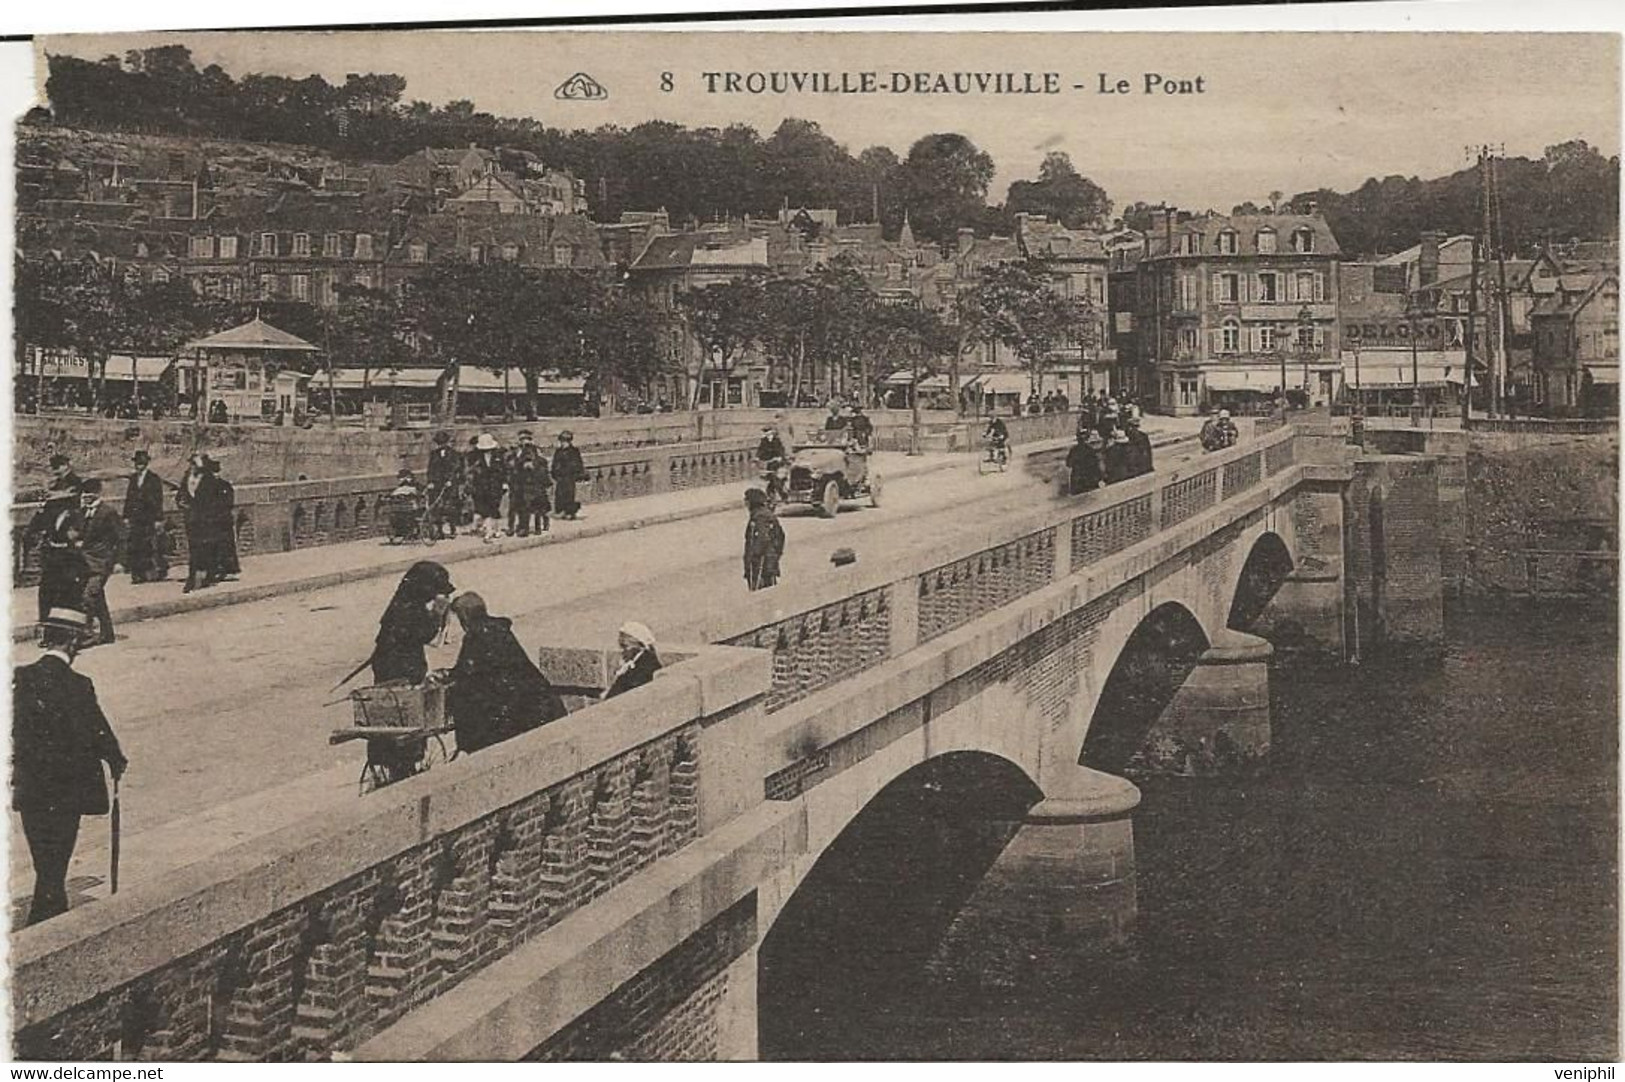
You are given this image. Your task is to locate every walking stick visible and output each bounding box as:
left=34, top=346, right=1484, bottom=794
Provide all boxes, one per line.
left=109, top=776, right=121, bottom=895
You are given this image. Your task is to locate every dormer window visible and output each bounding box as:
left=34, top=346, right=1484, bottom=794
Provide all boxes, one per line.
left=553, top=244, right=574, bottom=267
left=408, top=242, right=428, bottom=263
left=135, top=241, right=149, bottom=258
left=501, top=242, right=519, bottom=261
left=354, top=234, right=374, bottom=259
left=1217, top=231, right=1238, bottom=256
left=1256, top=228, right=1277, bottom=254
left=1291, top=228, right=1315, bottom=253
left=260, top=232, right=277, bottom=257
left=1180, top=233, right=1203, bottom=255
left=469, top=245, right=483, bottom=263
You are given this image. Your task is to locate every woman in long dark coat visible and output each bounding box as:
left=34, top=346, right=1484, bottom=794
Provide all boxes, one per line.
left=206, top=458, right=240, bottom=578
left=371, top=561, right=454, bottom=685
left=444, top=592, right=566, bottom=754
left=551, top=430, right=586, bottom=520
left=174, top=454, right=228, bottom=592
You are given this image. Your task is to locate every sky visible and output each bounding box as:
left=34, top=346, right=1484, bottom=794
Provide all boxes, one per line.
left=36, top=30, right=1623, bottom=214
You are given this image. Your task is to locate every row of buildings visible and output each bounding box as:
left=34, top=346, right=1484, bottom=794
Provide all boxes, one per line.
left=14, top=134, right=1619, bottom=417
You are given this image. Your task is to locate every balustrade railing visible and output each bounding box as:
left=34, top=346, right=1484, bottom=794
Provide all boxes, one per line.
left=709, top=425, right=1304, bottom=714
left=11, top=438, right=758, bottom=588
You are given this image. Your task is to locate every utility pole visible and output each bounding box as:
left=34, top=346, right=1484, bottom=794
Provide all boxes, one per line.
left=1464, top=231, right=1480, bottom=428
left=1490, top=153, right=1512, bottom=414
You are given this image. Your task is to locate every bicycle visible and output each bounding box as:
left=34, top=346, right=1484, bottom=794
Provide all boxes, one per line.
left=978, top=438, right=1010, bottom=474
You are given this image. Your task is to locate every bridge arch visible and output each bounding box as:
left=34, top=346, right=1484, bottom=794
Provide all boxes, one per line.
left=1226, top=531, right=1296, bottom=633
left=757, top=751, right=1041, bottom=1060
left=1078, top=601, right=1211, bottom=775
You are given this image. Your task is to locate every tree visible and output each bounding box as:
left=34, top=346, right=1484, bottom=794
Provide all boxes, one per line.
left=582, top=286, right=668, bottom=409
left=961, top=260, right=1099, bottom=393
left=1004, top=151, right=1113, bottom=230
left=867, top=301, right=952, bottom=447
left=898, top=133, right=996, bottom=246
left=676, top=274, right=767, bottom=408
left=327, top=283, right=413, bottom=399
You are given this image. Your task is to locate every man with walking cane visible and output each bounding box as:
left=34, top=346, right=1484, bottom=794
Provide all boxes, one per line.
left=11, top=607, right=128, bottom=925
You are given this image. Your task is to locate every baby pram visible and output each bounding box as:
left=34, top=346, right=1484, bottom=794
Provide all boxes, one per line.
left=383, top=487, right=437, bottom=545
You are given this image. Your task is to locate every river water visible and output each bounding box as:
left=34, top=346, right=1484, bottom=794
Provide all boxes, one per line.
left=765, top=606, right=1618, bottom=1060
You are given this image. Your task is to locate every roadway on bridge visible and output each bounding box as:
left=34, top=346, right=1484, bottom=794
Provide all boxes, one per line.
left=8, top=433, right=1205, bottom=915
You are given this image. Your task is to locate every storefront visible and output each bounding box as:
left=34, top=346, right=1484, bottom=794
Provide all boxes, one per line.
left=14, top=348, right=175, bottom=412
left=963, top=372, right=1033, bottom=416
left=1339, top=351, right=1470, bottom=415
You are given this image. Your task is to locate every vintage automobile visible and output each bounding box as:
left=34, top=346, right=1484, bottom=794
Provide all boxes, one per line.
left=782, top=430, right=882, bottom=517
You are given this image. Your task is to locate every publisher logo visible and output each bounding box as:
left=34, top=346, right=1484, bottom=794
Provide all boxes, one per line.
left=555, top=73, right=609, bottom=101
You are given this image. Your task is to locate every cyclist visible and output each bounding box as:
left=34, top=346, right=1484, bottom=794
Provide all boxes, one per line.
left=983, top=415, right=1010, bottom=466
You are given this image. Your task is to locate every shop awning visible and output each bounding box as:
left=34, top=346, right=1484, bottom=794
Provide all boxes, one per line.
left=454, top=368, right=587, bottom=394
left=1341, top=359, right=1468, bottom=389
left=883, top=370, right=949, bottom=390
left=19, top=353, right=173, bottom=383
left=1203, top=368, right=1278, bottom=393
left=967, top=373, right=1032, bottom=396
left=1585, top=365, right=1619, bottom=385
left=309, top=367, right=442, bottom=391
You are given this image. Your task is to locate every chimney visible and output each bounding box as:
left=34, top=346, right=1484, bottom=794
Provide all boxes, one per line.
left=1418, top=230, right=1442, bottom=288
left=1164, top=206, right=1176, bottom=253
left=957, top=227, right=975, bottom=254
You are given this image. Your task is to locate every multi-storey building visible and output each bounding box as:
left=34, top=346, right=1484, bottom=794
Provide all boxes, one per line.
left=1530, top=270, right=1619, bottom=414
left=1131, top=210, right=1343, bottom=415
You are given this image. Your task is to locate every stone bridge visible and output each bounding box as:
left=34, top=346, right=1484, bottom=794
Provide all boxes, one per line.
left=10, top=424, right=1446, bottom=1062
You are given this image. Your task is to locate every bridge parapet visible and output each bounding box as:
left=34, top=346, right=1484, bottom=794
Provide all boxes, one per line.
left=10, top=644, right=771, bottom=1062
left=680, top=427, right=1300, bottom=719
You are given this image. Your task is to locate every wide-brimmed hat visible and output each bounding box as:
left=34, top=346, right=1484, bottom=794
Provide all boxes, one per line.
left=41, top=607, right=90, bottom=634
left=518, top=430, right=534, bottom=440
left=476, top=433, right=499, bottom=451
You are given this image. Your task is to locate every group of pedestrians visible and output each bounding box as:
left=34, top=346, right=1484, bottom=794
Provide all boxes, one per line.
left=422, top=429, right=589, bottom=543
left=1023, top=389, right=1073, bottom=415
left=1066, top=399, right=1154, bottom=496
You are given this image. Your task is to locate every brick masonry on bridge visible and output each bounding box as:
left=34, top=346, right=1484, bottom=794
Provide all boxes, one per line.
left=19, top=426, right=1414, bottom=1063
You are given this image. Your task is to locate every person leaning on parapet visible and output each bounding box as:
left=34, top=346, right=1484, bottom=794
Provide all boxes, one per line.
left=124, top=451, right=169, bottom=584
left=1067, top=428, right=1107, bottom=496
left=551, top=430, right=587, bottom=521
left=440, top=592, right=566, bottom=755
left=78, top=480, right=123, bottom=648
left=425, top=431, right=465, bottom=539
left=1216, top=409, right=1239, bottom=449
left=603, top=622, right=662, bottom=700
left=12, top=606, right=127, bottom=926
left=743, top=487, right=786, bottom=592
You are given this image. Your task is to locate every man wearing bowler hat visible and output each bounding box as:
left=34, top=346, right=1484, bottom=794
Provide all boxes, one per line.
left=123, top=450, right=169, bottom=583
left=12, top=607, right=127, bottom=925
left=425, top=431, right=464, bottom=539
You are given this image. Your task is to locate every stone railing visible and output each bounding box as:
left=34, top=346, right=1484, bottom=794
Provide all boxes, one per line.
left=11, top=438, right=758, bottom=588
left=678, top=425, right=1302, bottom=716
left=10, top=644, right=770, bottom=1062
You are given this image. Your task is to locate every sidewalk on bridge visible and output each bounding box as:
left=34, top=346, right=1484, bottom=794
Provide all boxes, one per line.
left=10, top=451, right=966, bottom=642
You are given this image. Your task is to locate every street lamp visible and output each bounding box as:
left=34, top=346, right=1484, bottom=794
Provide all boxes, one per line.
left=1277, top=327, right=1289, bottom=419
left=1296, top=304, right=1314, bottom=407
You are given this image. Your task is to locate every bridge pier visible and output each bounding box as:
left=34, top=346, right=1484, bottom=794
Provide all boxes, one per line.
left=1255, top=560, right=1346, bottom=659
left=1132, top=629, right=1272, bottom=775
left=926, top=767, right=1140, bottom=990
